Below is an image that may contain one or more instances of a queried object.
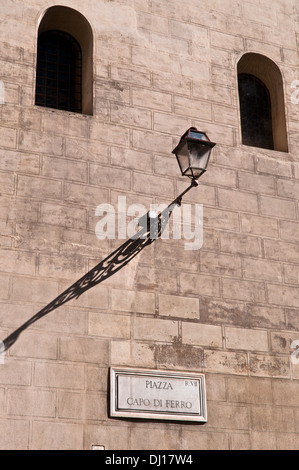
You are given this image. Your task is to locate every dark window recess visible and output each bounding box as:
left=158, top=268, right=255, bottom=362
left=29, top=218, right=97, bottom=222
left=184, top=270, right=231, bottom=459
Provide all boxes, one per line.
left=35, top=30, right=82, bottom=113
left=238, top=73, right=274, bottom=150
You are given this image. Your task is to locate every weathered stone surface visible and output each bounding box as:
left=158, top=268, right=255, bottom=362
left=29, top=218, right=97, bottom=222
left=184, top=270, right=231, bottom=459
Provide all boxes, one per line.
left=0, top=0, right=298, bottom=451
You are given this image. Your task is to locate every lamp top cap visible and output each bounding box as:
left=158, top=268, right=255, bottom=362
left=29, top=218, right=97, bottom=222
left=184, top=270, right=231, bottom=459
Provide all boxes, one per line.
left=172, top=127, right=216, bottom=154
left=187, top=127, right=210, bottom=141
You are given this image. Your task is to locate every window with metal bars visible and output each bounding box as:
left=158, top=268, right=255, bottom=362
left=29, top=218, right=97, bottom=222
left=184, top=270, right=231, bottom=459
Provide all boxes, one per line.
left=238, top=73, right=274, bottom=150
left=35, top=30, right=82, bottom=113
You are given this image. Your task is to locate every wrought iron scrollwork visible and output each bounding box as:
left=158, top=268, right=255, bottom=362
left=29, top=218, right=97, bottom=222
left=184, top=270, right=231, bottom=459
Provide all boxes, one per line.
left=2, top=196, right=181, bottom=351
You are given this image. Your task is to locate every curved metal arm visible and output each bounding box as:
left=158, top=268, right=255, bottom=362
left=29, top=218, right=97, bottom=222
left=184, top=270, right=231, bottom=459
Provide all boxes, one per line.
left=2, top=178, right=201, bottom=352
left=174, top=178, right=199, bottom=207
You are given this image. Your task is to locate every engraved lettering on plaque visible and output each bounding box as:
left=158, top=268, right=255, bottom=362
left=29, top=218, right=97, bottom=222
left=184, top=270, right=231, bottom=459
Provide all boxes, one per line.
left=110, top=367, right=207, bottom=422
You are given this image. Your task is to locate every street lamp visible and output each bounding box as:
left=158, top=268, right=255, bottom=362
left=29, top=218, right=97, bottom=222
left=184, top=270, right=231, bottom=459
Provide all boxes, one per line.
left=139, top=128, right=216, bottom=233
left=2, top=128, right=216, bottom=353
left=172, top=127, right=216, bottom=181
left=172, top=127, right=216, bottom=205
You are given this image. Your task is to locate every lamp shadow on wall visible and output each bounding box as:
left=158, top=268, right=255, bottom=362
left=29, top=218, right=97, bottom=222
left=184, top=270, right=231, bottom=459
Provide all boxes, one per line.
left=2, top=201, right=178, bottom=352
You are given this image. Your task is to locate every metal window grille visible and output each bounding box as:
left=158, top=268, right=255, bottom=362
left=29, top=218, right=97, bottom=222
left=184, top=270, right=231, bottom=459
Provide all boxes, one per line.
left=35, top=30, right=82, bottom=113
left=238, top=73, right=274, bottom=150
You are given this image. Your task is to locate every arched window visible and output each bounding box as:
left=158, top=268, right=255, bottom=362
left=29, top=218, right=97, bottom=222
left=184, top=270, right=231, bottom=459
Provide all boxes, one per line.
left=36, top=30, right=82, bottom=113
left=35, top=6, right=93, bottom=115
left=238, top=74, right=273, bottom=150
left=237, top=53, right=288, bottom=152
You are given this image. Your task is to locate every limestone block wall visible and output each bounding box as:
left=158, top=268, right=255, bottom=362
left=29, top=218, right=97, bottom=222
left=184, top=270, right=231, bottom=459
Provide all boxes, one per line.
left=0, top=0, right=298, bottom=450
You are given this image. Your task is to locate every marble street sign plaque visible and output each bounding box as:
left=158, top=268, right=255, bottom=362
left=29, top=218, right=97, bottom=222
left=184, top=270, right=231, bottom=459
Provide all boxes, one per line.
left=110, top=367, right=207, bottom=422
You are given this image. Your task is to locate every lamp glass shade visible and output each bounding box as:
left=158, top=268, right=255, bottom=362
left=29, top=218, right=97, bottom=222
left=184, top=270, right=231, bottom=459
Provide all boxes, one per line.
left=172, top=128, right=216, bottom=180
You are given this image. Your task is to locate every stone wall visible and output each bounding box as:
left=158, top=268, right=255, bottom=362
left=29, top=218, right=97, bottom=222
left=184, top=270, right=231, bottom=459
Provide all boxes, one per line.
left=0, top=0, right=298, bottom=450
